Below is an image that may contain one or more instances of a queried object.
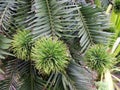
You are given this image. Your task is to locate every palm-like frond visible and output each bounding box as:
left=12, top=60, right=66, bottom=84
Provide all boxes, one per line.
left=0, top=35, right=11, bottom=59
left=0, top=58, right=46, bottom=90
left=0, top=59, right=21, bottom=90
left=14, top=0, right=35, bottom=30
left=38, top=61, right=95, bottom=90
left=31, top=0, right=80, bottom=40
left=66, top=61, right=95, bottom=90
left=77, top=4, right=111, bottom=52
left=44, top=61, right=95, bottom=90
left=17, top=60, right=46, bottom=90
left=0, top=0, right=17, bottom=36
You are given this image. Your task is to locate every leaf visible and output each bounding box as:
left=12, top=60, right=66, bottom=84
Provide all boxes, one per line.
left=0, top=59, right=21, bottom=90
left=0, top=0, right=18, bottom=36
left=31, top=0, right=80, bottom=40
left=77, top=4, right=112, bottom=52
left=17, top=60, right=46, bottom=90
left=0, top=35, right=11, bottom=59
left=14, top=0, right=35, bottom=31
left=66, top=61, right=95, bottom=90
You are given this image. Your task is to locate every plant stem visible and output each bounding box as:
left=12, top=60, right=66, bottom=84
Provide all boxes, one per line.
left=104, top=70, right=114, bottom=90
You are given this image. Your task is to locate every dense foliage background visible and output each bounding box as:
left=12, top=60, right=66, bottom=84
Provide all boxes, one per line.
left=0, top=0, right=120, bottom=90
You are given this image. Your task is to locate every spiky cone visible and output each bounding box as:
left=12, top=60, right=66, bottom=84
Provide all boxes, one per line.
left=85, top=44, right=116, bottom=76
left=32, top=37, right=70, bottom=74
left=11, top=30, right=32, bottom=60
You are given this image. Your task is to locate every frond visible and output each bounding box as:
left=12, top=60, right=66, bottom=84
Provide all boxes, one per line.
left=77, top=4, right=112, bottom=52
left=31, top=0, right=80, bottom=40
left=66, top=61, right=95, bottom=90
left=0, top=35, right=11, bottom=59
left=17, top=60, right=46, bottom=90
left=0, top=59, right=21, bottom=90
left=14, top=0, right=35, bottom=30
left=45, top=61, right=95, bottom=90
left=0, top=58, right=46, bottom=90
left=0, top=0, right=18, bottom=36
